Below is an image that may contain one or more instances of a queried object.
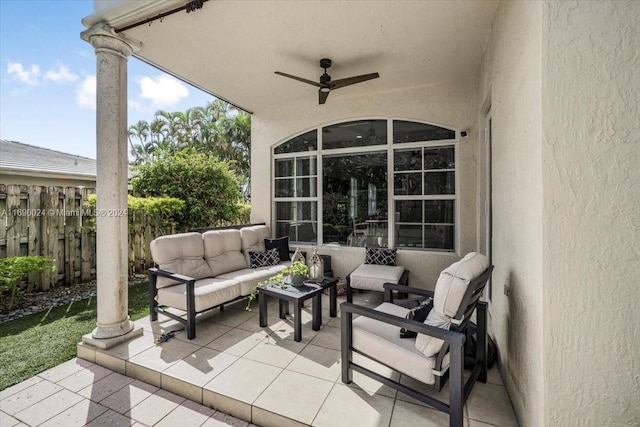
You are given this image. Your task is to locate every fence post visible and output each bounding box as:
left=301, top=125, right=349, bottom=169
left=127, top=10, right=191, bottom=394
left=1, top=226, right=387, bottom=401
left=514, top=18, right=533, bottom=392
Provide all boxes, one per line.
left=27, top=186, right=43, bottom=289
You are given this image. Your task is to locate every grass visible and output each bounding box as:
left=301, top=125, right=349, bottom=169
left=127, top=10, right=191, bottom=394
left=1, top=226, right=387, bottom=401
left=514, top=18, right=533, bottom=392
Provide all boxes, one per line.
left=0, top=281, right=150, bottom=391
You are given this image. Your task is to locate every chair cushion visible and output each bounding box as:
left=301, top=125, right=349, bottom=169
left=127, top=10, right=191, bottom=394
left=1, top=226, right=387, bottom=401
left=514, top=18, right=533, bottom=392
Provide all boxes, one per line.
left=150, top=233, right=212, bottom=288
left=349, top=264, right=405, bottom=292
left=415, top=308, right=451, bottom=357
left=203, top=229, right=248, bottom=276
left=240, top=225, right=271, bottom=265
left=156, top=277, right=241, bottom=312
left=264, top=236, right=290, bottom=263
left=364, top=247, right=397, bottom=266
left=249, top=248, right=280, bottom=268
left=433, top=252, right=489, bottom=318
left=353, top=302, right=438, bottom=385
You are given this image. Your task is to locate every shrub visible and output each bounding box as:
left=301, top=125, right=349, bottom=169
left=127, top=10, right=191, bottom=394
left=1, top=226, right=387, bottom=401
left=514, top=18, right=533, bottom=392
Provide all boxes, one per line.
left=0, top=257, right=56, bottom=310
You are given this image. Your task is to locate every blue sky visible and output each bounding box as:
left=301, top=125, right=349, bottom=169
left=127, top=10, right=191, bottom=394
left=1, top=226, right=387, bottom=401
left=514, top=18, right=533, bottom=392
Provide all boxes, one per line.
left=0, top=0, right=214, bottom=159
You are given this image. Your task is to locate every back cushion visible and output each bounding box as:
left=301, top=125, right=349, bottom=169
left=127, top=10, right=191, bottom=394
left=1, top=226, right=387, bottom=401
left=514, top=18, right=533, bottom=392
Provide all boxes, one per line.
left=240, top=225, right=271, bottom=265
left=203, top=229, right=248, bottom=276
left=433, top=252, right=489, bottom=318
left=150, top=232, right=212, bottom=288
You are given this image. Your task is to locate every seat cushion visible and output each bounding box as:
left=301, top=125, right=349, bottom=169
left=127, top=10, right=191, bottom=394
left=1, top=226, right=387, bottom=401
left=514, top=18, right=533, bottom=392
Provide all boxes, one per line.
left=202, top=229, right=248, bottom=276
left=150, top=232, right=212, bottom=288
left=433, top=252, right=489, bottom=317
left=156, top=277, right=241, bottom=312
left=349, top=264, right=405, bottom=292
left=240, top=225, right=271, bottom=265
left=217, top=265, right=288, bottom=296
left=353, top=302, right=438, bottom=385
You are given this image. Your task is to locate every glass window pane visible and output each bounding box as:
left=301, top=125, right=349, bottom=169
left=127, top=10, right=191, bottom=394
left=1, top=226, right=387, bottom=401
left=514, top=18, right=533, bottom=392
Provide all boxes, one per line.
left=396, top=200, right=422, bottom=223
left=424, top=171, right=455, bottom=194
left=394, top=149, right=422, bottom=171
left=276, top=221, right=318, bottom=244
left=393, top=120, right=455, bottom=143
left=275, top=179, right=294, bottom=197
left=296, top=156, right=316, bottom=176
left=296, top=177, right=317, bottom=197
left=396, top=225, right=422, bottom=248
left=276, top=201, right=318, bottom=221
left=274, top=130, right=317, bottom=154
left=323, top=152, right=387, bottom=246
left=424, top=200, right=454, bottom=224
left=275, top=159, right=294, bottom=177
left=322, top=120, right=387, bottom=149
left=424, top=225, right=454, bottom=250
left=394, top=173, right=421, bottom=195
left=424, top=147, right=455, bottom=170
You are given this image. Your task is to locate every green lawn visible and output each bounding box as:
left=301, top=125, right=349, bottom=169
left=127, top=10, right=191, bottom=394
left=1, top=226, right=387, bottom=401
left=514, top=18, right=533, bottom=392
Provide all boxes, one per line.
left=0, top=281, right=150, bottom=391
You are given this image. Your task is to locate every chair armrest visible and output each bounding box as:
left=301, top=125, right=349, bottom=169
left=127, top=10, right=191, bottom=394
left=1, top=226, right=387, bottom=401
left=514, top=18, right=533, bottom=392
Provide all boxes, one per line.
left=383, top=283, right=434, bottom=298
left=340, top=302, right=464, bottom=345
left=148, top=267, right=195, bottom=284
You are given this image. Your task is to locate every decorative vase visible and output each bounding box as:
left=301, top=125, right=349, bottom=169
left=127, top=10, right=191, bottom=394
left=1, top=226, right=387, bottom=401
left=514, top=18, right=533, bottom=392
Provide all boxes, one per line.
left=307, top=247, right=324, bottom=283
left=291, top=273, right=305, bottom=287
left=291, top=247, right=305, bottom=264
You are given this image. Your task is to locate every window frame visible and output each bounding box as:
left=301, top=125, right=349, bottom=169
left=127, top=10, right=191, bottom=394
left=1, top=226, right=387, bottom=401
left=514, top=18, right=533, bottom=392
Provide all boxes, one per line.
left=272, top=118, right=458, bottom=252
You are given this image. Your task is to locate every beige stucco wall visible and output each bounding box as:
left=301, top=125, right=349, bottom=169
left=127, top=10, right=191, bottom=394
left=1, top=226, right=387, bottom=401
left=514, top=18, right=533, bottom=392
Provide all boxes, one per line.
left=251, top=80, right=482, bottom=289
left=477, top=1, right=544, bottom=425
left=542, top=1, right=640, bottom=425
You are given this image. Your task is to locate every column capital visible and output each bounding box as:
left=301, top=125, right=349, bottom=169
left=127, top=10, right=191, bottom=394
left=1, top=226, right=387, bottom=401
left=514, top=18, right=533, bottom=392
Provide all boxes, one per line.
left=81, top=22, right=142, bottom=57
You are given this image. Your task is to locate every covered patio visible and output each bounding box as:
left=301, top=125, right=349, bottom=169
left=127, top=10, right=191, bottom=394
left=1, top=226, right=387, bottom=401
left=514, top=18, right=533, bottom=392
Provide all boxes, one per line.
left=75, top=1, right=638, bottom=427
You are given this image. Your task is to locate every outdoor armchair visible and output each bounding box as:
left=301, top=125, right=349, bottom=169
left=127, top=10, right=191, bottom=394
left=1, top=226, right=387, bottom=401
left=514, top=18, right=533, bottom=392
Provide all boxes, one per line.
left=341, top=253, right=493, bottom=427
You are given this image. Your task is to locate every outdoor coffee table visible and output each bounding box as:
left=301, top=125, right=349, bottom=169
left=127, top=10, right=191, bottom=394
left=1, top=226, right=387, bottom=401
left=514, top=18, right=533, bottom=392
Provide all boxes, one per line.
left=258, top=277, right=339, bottom=342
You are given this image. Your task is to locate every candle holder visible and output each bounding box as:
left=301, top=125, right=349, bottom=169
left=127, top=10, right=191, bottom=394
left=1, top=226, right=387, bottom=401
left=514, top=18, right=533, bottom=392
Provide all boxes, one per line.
left=307, top=247, right=324, bottom=283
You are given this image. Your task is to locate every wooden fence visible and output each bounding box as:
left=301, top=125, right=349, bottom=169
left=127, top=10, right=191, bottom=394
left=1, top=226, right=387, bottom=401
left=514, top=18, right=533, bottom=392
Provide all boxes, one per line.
left=0, top=184, right=174, bottom=291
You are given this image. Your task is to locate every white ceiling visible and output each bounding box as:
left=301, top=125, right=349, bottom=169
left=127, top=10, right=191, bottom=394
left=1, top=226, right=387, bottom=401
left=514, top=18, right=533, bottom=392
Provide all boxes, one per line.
left=84, top=0, right=499, bottom=113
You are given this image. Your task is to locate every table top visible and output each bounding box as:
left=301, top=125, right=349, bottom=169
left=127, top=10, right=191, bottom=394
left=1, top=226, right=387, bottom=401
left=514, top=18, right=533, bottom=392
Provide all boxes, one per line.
left=259, top=276, right=338, bottom=300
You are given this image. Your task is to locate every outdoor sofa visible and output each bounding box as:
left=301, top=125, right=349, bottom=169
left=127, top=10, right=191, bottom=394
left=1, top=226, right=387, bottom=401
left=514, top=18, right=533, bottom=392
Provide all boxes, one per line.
left=148, top=224, right=291, bottom=339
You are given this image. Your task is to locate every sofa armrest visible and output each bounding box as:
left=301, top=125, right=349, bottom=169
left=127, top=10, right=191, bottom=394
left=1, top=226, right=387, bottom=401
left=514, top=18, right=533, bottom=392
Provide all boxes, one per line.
left=149, top=267, right=195, bottom=283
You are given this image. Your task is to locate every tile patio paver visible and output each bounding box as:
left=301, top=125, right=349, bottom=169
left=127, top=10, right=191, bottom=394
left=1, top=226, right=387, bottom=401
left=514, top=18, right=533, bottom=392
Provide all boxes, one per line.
left=1, top=291, right=519, bottom=426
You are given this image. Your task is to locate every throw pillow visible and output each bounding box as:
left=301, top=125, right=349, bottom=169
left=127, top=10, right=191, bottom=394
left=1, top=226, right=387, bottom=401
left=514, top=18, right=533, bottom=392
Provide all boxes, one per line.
left=264, top=236, right=290, bottom=263
left=364, top=247, right=397, bottom=266
left=249, top=248, right=280, bottom=268
left=400, top=297, right=433, bottom=338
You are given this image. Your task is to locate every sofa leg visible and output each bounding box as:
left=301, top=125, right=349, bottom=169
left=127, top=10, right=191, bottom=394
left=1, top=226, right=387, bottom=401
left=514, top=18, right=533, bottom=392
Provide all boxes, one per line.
left=449, top=337, right=464, bottom=427
left=149, top=274, right=158, bottom=321
left=220, top=305, right=224, bottom=312
left=186, top=280, right=196, bottom=340
left=346, top=275, right=353, bottom=303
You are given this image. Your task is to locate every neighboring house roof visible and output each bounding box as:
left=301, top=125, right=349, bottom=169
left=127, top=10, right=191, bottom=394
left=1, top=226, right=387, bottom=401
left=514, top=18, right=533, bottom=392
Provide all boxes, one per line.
left=0, top=139, right=96, bottom=180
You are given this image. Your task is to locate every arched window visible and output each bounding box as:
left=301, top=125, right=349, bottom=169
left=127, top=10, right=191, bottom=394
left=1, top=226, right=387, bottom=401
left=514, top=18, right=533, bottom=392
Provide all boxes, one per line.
left=273, top=119, right=457, bottom=252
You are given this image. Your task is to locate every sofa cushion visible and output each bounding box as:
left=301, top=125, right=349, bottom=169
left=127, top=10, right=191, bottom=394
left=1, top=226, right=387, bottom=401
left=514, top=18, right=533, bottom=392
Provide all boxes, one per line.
left=150, top=232, right=212, bottom=288
left=264, top=236, right=290, bottom=263
left=433, top=252, right=489, bottom=318
left=240, top=225, right=271, bottom=265
left=156, top=277, right=241, bottom=312
left=217, top=264, right=288, bottom=296
left=203, top=229, right=248, bottom=276
left=365, top=247, right=397, bottom=266
left=349, top=264, right=405, bottom=292
left=249, top=248, right=280, bottom=268
left=353, top=302, right=439, bottom=385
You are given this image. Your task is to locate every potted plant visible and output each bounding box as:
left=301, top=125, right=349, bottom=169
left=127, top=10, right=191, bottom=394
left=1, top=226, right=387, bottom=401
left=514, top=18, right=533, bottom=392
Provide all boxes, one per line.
left=246, top=261, right=309, bottom=310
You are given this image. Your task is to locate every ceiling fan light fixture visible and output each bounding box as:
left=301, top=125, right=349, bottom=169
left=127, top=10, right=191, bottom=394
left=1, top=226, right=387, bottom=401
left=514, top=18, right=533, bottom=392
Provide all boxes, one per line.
left=320, top=86, right=331, bottom=93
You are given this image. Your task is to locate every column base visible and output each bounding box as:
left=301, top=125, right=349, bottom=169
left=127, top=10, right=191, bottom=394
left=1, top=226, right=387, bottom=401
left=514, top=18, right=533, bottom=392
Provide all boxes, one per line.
left=82, top=324, right=143, bottom=350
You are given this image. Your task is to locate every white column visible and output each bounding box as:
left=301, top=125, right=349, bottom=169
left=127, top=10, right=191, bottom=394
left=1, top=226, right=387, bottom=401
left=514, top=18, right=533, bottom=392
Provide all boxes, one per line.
left=81, top=24, right=140, bottom=341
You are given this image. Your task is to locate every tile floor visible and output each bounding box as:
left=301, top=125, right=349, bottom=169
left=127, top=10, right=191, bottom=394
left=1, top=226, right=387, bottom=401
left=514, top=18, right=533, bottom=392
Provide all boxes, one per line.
left=1, top=292, right=519, bottom=427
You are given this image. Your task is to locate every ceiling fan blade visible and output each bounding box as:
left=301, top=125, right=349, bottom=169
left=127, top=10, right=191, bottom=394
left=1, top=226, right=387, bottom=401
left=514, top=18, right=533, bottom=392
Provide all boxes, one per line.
left=274, top=71, right=321, bottom=87
left=329, top=73, right=379, bottom=90
left=319, top=89, right=330, bottom=105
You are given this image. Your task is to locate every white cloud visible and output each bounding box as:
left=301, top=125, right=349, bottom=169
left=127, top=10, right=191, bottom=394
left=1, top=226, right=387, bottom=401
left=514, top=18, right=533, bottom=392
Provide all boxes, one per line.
left=137, top=75, right=189, bottom=109
left=44, top=64, right=78, bottom=83
left=77, top=75, right=96, bottom=110
left=7, top=61, right=40, bottom=86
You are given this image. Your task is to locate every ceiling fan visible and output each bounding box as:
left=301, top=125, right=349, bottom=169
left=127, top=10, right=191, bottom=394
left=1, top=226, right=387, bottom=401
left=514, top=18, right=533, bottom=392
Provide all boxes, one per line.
left=275, top=58, right=379, bottom=105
